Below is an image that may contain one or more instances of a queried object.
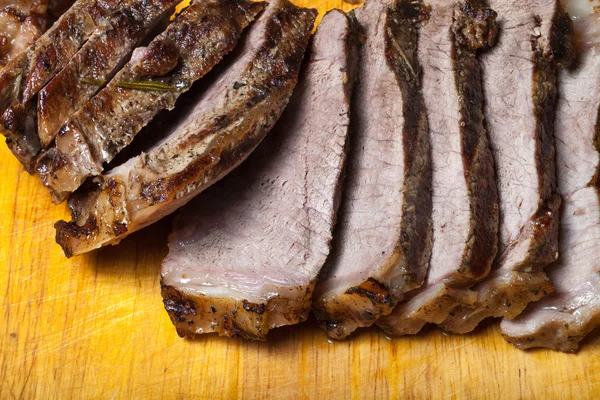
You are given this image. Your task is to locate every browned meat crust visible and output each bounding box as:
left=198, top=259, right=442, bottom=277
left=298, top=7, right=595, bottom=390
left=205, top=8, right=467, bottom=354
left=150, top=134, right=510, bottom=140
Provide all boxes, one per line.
left=0, top=1, right=48, bottom=67
left=377, top=0, right=499, bottom=336
left=36, top=0, right=179, bottom=146
left=54, top=0, right=317, bottom=257
left=0, top=0, right=120, bottom=120
left=36, top=0, right=266, bottom=203
left=161, top=9, right=356, bottom=340
left=161, top=284, right=313, bottom=340
left=2, top=0, right=178, bottom=170
left=440, top=0, right=574, bottom=334
left=312, top=0, right=433, bottom=340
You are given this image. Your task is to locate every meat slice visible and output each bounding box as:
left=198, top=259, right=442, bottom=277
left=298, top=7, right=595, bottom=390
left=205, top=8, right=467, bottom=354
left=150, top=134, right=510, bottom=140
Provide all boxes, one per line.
left=501, top=4, right=600, bottom=352
left=311, top=0, right=432, bottom=339
left=440, top=0, right=575, bottom=334
left=161, top=10, right=356, bottom=340
left=54, top=0, right=317, bottom=257
left=2, top=0, right=178, bottom=170
left=0, top=0, right=76, bottom=67
left=0, top=0, right=48, bottom=67
left=0, top=0, right=121, bottom=120
left=36, top=0, right=266, bottom=203
left=36, top=0, right=179, bottom=146
left=377, top=0, right=499, bottom=336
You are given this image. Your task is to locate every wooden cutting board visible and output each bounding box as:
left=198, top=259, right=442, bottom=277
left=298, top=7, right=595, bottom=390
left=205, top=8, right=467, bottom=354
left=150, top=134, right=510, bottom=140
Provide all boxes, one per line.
left=1, top=1, right=599, bottom=398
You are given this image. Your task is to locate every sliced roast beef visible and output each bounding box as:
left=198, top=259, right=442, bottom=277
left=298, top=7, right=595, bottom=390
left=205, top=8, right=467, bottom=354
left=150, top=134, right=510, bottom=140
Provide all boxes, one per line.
left=440, top=0, right=575, bottom=334
left=161, top=10, right=356, bottom=340
left=36, top=0, right=266, bottom=203
left=501, top=5, right=600, bottom=352
left=0, top=0, right=121, bottom=118
left=2, top=0, right=178, bottom=170
left=0, top=0, right=76, bottom=66
left=54, top=0, right=317, bottom=257
left=377, top=0, right=498, bottom=336
left=311, top=0, right=432, bottom=340
left=36, top=0, right=180, bottom=146
left=0, top=0, right=47, bottom=67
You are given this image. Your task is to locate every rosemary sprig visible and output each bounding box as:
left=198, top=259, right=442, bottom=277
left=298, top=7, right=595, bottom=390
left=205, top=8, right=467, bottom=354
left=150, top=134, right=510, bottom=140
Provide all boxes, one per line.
left=80, top=77, right=176, bottom=91
left=80, top=77, right=106, bottom=85
left=115, top=80, right=176, bottom=91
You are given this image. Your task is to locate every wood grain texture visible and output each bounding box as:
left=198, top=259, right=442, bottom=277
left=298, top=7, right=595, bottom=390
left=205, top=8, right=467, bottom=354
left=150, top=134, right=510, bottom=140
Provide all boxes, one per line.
left=1, top=0, right=600, bottom=398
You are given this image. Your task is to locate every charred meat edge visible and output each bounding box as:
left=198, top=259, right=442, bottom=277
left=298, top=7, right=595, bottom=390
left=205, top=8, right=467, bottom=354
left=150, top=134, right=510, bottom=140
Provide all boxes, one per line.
left=439, top=2, right=575, bottom=334
left=0, top=0, right=121, bottom=123
left=54, top=0, right=317, bottom=258
left=162, top=9, right=357, bottom=340
left=312, top=0, right=433, bottom=340
left=36, top=0, right=267, bottom=203
left=2, top=0, right=179, bottom=170
left=377, top=0, right=499, bottom=336
left=0, top=1, right=48, bottom=67
left=161, top=284, right=313, bottom=340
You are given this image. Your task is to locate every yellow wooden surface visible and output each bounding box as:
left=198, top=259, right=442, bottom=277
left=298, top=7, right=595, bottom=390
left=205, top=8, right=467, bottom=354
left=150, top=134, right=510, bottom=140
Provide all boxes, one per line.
left=1, top=1, right=600, bottom=398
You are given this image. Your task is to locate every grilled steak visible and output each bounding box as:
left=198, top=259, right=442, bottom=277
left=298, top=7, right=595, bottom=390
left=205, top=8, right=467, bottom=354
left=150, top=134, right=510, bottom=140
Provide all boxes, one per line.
left=36, top=0, right=179, bottom=145
left=36, top=0, right=266, bottom=203
left=440, top=0, right=575, bottom=334
left=501, top=5, right=600, bottom=352
left=2, top=0, right=178, bottom=170
left=54, top=0, right=317, bottom=257
left=311, top=0, right=432, bottom=340
left=161, top=10, right=356, bottom=340
left=378, top=0, right=498, bottom=336
left=0, top=0, right=47, bottom=67
left=0, top=0, right=121, bottom=119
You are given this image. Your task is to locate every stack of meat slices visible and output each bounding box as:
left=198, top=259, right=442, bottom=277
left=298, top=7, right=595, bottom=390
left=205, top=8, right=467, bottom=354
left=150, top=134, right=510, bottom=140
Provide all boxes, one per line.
left=1, top=0, right=599, bottom=352
left=162, top=9, right=354, bottom=339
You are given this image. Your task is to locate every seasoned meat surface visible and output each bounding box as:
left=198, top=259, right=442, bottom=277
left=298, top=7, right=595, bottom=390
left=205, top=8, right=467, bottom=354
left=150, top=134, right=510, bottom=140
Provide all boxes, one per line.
left=36, top=0, right=179, bottom=147
left=54, top=0, right=316, bottom=257
left=36, top=0, right=266, bottom=203
left=311, top=0, right=432, bottom=340
left=378, top=0, right=498, bottom=336
left=0, top=0, right=47, bottom=67
left=2, top=0, right=178, bottom=169
left=440, top=0, right=575, bottom=334
left=0, top=0, right=120, bottom=122
left=501, top=4, right=600, bottom=352
left=162, top=10, right=355, bottom=340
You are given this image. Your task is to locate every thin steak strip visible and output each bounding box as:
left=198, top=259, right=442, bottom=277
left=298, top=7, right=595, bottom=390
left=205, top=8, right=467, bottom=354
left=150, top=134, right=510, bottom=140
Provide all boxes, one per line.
left=161, top=10, right=356, bottom=340
left=0, top=0, right=121, bottom=127
left=501, top=4, right=600, bottom=353
left=36, top=0, right=266, bottom=203
left=2, top=0, right=179, bottom=170
left=54, top=0, right=316, bottom=257
left=312, top=0, right=432, bottom=340
left=378, top=0, right=498, bottom=336
left=440, top=0, right=575, bottom=334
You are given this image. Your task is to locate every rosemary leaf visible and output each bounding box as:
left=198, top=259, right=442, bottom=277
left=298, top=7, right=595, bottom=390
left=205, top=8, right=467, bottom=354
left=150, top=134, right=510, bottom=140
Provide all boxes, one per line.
left=80, top=76, right=176, bottom=91
left=81, top=77, right=106, bottom=85
left=115, top=81, right=176, bottom=91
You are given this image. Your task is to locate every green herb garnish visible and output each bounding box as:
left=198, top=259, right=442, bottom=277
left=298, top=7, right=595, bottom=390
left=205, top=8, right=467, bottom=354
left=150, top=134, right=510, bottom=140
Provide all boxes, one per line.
left=80, top=77, right=175, bottom=91
left=115, top=81, right=176, bottom=91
